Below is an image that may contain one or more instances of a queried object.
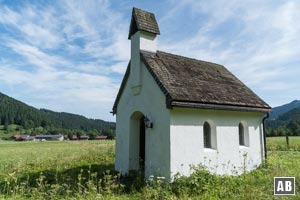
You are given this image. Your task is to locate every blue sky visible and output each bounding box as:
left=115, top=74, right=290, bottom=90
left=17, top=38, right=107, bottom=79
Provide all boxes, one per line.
left=0, top=0, right=299, bottom=122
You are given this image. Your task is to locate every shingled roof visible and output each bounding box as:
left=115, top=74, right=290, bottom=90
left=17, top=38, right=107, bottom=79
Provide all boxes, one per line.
left=112, top=51, right=271, bottom=114
left=128, top=7, right=160, bottom=39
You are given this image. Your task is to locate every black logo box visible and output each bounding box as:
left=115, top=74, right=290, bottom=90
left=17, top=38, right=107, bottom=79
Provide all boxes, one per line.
left=274, top=177, right=295, bottom=195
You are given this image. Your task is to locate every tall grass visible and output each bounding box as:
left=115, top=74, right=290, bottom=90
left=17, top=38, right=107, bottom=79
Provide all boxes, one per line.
left=0, top=138, right=299, bottom=199
left=267, top=136, right=300, bottom=151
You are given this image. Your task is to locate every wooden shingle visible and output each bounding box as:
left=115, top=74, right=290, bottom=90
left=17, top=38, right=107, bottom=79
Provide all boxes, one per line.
left=141, top=50, right=271, bottom=112
left=128, top=7, right=160, bottom=39
left=112, top=50, right=271, bottom=114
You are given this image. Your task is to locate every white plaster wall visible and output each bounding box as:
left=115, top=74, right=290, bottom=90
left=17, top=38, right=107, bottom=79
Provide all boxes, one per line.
left=170, top=108, right=265, bottom=178
left=140, top=31, right=157, bottom=52
left=130, top=32, right=141, bottom=88
left=129, top=31, right=156, bottom=91
left=115, top=60, right=171, bottom=180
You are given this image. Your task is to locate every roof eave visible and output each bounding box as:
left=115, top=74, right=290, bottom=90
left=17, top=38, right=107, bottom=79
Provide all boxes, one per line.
left=170, top=101, right=272, bottom=113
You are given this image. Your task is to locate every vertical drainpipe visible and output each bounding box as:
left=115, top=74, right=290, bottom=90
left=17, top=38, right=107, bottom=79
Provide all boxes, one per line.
left=262, top=113, right=269, bottom=160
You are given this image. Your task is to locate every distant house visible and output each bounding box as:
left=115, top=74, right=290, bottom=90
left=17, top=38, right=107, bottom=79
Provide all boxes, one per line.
left=113, top=8, right=272, bottom=181
left=35, top=134, right=64, bottom=141
left=79, top=135, right=89, bottom=140
left=71, top=135, right=78, bottom=140
left=14, top=135, right=30, bottom=141
left=28, top=136, right=35, bottom=141
left=95, top=135, right=107, bottom=140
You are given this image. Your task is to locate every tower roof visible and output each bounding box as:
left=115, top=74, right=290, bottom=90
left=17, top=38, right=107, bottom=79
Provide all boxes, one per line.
left=128, top=7, right=160, bottom=39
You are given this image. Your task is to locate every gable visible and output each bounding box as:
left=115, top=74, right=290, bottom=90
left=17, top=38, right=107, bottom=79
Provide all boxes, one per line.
left=112, top=59, right=170, bottom=114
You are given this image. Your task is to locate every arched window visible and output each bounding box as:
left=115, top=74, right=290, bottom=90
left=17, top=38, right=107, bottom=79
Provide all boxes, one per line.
left=203, top=122, right=211, bottom=148
left=239, top=123, right=245, bottom=146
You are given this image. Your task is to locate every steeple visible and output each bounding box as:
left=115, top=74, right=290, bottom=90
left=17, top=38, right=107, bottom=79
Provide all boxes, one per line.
left=129, top=8, right=160, bottom=95
left=128, top=7, right=160, bottom=40
left=128, top=7, right=160, bottom=53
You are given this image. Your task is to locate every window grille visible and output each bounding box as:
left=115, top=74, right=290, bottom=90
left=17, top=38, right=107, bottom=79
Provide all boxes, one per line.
left=204, top=122, right=211, bottom=148
left=239, top=123, right=245, bottom=146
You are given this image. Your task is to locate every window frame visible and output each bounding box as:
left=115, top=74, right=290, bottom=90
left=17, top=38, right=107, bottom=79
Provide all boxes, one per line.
left=238, top=121, right=249, bottom=147
left=239, top=122, right=245, bottom=146
left=203, top=120, right=217, bottom=150
left=203, top=122, right=211, bottom=148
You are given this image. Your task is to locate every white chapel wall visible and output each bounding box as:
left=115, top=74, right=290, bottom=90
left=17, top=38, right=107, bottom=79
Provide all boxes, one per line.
left=115, top=61, right=171, bottom=180
left=170, top=107, right=265, bottom=178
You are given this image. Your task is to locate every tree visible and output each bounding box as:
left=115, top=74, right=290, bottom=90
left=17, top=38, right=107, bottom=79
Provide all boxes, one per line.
left=4, top=117, right=8, bottom=131
left=102, top=129, right=115, bottom=140
left=286, top=121, right=299, bottom=136
left=24, top=120, right=35, bottom=129
left=41, top=120, right=47, bottom=128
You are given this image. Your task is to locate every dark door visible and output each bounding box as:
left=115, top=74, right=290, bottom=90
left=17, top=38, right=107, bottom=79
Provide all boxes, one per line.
left=139, top=116, right=146, bottom=171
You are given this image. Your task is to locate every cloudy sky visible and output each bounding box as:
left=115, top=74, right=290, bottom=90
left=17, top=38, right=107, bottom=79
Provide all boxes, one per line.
left=0, top=0, right=299, bottom=122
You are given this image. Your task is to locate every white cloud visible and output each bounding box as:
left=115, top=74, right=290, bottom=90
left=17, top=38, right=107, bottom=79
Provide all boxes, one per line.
left=160, top=0, right=300, bottom=104
left=0, top=64, right=32, bottom=84
left=59, top=0, right=130, bottom=61
left=110, top=61, right=128, bottom=74
left=6, top=40, right=68, bottom=71
left=0, top=5, right=63, bottom=49
left=0, top=0, right=299, bottom=121
left=0, top=0, right=130, bottom=121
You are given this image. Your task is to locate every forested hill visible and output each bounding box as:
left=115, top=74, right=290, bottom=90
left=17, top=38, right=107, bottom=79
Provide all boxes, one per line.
left=269, top=100, right=300, bottom=119
left=0, top=92, right=115, bottom=131
left=266, top=100, right=300, bottom=136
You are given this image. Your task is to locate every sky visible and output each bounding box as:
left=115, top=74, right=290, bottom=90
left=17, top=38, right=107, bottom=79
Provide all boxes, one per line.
left=0, top=0, right=299, bottom=122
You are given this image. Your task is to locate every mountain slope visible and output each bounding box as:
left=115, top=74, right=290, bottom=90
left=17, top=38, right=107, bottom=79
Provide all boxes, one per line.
left=0, top=92, right=115, bottom=131
left=266, top=100, right=300, bottom=136
left=269, top=100, right=300, bottom=119
left=277, top=107, right=300, bottom=122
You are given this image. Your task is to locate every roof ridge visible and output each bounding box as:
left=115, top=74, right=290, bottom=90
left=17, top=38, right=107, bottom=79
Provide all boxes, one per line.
left=156, top=50, right=225, bottom=68
left=140, top=49, right=225, bottom=68
left=132, top=7, right=155, bottom=15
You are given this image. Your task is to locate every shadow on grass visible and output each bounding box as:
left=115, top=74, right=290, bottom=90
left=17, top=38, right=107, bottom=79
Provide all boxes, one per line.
left=0, top=163, right=146, bottom=197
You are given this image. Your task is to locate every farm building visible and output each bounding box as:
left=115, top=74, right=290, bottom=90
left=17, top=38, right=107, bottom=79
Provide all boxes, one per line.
left=14, top=135, right=30, bottom=141
left=35, top=134, right=64, bottom=141
left=71, top=135, right=78, bottom=140
left=95, top=135, right=108, bottom=140
left=79, top=135, right=90, bottom=140
left=112, top=8, right=271, bottom=181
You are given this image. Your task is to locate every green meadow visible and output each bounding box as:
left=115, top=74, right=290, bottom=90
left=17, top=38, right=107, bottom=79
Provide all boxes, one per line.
left=0, top=138, right=299, bottom=199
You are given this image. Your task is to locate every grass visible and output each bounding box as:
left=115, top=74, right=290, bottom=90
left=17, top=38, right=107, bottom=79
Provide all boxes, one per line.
left=267, top=136, right=300, bottom=151
left=0, top=141, right=119, bottom=199
left=0, top=138, right=299, bottom=199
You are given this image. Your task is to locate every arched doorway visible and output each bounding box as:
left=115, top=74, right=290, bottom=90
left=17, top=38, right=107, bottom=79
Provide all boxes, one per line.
left=129, top=112, right=146, bottom=173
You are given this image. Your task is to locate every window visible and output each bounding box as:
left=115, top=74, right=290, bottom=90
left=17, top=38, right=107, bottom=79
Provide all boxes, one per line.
left=203, top=122, right=211, bottom=148
left=239, top=121, right=249, bottom=147
left=203, top=120, right=217, bottom=149
left=239, top=123, right=245, bottom=146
